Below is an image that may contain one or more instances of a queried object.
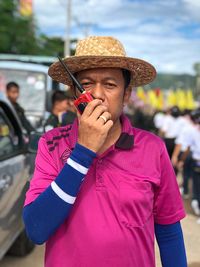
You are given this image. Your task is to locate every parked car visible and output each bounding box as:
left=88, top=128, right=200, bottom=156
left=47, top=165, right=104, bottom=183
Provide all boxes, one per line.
left=0, top=92, right=37, bottom=259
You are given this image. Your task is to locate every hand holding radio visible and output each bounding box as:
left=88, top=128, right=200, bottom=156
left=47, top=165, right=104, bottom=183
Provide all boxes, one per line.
left=77, top=99, right=113, bottom=153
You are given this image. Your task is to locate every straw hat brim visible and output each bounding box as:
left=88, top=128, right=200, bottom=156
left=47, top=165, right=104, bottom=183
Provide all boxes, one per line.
left=48, top=55, right=156, bottom=88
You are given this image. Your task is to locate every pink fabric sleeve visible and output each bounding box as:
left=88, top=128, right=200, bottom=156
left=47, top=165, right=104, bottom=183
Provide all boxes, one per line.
left=153, top=143, right=186, bottom=224
left=24, top=136, right=59, bottom=206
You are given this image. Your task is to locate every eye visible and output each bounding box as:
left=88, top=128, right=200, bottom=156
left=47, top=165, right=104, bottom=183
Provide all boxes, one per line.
left=81, top=82, right=92, bottom=89
left=82, top=82, right=91, bottom=86
left=105, top=83, right=116, bottom=89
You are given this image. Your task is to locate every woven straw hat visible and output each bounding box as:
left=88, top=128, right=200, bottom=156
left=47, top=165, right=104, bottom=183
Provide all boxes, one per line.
left=48, top=36, right=156, bottom=88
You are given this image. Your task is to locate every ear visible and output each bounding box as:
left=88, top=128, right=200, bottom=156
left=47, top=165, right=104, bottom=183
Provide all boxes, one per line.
left=123, top=88, right=132, bottom=105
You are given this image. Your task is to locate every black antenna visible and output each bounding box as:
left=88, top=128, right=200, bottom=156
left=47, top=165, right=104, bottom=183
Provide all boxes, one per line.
left=57, top=56, right=84, bottom=93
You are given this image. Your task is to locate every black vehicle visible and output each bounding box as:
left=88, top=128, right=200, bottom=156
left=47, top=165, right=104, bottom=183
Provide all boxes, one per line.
left=0, top=92, right=37, bottom=259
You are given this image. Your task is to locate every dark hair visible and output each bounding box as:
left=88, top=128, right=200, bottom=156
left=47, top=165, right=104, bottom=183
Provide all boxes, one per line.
left=170, top=106, right=180, bottom=118
left=52, top=90, right=68, bottom=106
left=181, top=108, right=191, bottom=116
left=122, top=69, right=131, bottom=89
left=6, top=81, right=19, bottom=91
left=190, top=109, right=200, bottom=123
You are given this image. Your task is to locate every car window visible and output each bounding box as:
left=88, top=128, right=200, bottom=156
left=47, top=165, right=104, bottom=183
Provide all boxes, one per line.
left=0, top=108, right=20, bottom=159
left=0, top=69, right=46, bottom=112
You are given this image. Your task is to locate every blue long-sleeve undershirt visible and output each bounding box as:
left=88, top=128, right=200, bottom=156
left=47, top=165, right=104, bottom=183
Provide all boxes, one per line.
left=23, top=143, right=96, bottom=244
left=155, top=222, right=187, bottom=267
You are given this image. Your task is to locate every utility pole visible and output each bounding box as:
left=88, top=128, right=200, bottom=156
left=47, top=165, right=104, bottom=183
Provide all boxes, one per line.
left=64, top=0, right=72, bottom=57
left=194, top=63, right=200, bottom=100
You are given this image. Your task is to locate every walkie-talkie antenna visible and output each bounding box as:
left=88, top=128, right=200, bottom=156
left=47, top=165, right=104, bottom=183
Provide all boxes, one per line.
left=57, top=56, right=84, bottom=93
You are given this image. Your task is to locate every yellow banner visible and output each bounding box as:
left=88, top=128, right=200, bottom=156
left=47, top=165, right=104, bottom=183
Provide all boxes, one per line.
left=20, top=0, right=33, bottom=16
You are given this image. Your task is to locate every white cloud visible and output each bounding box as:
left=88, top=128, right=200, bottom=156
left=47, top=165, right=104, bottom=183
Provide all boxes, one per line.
left=183, top=0, right=200, bottom=20
left=33, top=0, right=200, bottom=74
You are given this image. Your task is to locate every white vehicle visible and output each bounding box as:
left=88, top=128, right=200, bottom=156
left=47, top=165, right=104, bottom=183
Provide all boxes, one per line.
left=0, top=55, right=62, bottom=129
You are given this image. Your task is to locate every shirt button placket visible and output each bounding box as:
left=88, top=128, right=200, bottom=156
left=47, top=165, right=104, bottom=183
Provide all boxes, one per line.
left=96, top=158, right=105, bottom=189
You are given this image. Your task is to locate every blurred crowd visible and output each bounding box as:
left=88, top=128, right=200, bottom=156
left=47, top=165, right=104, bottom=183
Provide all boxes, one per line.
left=124, top=98, right=200, bottom=225
left=154, top=106, right=200, bottom=224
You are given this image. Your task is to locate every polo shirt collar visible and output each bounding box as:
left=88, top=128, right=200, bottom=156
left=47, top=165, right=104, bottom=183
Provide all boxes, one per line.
left=115, top=114, right=134, bottom=150
left=60, top=113, right=134, bottom=159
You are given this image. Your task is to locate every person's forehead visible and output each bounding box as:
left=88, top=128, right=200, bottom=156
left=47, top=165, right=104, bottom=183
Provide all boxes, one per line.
left=57, top=99, right=68, bottom=103
left=76, top=67, right=123, bottom=79
left=9, top=86, right=19, bottom=91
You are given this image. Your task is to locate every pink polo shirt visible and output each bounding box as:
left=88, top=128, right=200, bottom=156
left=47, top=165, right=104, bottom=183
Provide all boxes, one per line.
left=25, top=114, right=185, bottom=267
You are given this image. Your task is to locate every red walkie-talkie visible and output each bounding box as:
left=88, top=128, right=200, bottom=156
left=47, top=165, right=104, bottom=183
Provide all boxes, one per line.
left=58, top=57, right=93, bottom=114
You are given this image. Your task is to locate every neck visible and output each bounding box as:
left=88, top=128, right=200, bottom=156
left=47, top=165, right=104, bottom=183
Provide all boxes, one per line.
left=10, top=100, right=16, bottom=105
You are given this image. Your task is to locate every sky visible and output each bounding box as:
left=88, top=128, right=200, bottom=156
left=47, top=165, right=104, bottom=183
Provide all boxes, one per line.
left=33, top=0, right=200, bottom=75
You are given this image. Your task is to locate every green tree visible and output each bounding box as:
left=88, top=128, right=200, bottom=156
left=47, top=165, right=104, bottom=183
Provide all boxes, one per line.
left=0, top=0, right=40, bottom=54
left=39, top=35, right=64, bottom=57
left=0, top=0, right=77, bottom=56
left=38, top=36, right=78, bottom=57
left=0, top=0, right=16, bottom=52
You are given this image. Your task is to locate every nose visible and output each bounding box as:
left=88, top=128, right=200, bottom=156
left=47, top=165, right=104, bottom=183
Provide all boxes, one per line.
left=90, top=83, right=105, bottom=102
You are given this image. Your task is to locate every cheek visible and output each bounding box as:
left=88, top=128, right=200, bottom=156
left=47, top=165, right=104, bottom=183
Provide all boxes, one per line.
left=107, top=92, right=124, bottom=115
left=11, top=93, right=17, bottom=99
left=63, top=101, right=68, bottom=109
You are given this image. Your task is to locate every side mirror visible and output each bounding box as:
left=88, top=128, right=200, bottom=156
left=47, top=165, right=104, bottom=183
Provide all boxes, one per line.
left=27, top=132, right=42, bottom=153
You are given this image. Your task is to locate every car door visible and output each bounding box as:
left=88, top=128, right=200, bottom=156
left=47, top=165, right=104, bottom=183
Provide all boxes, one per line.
left=0, top=106, right=30, bottom=258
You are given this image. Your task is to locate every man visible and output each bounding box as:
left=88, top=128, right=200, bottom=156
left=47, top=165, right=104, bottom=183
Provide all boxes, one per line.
left=23, top=36, right=187, bottom=267
left=6, top=81, right=34, bottom=134
left=172, top=109, right=198, bottom=199
left=160, top=106, right=180, bottom=159
left=44, top=90, right=76, bottom=131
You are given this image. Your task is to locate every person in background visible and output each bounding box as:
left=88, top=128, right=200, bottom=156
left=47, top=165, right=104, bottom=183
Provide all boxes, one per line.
left=65, top=89, right=77, bottom=115
left=23, top=36, right=187, bottom=267
left=160, top=106, right=180, bottom=159
left=6, top=81, right=35, bottom=134
left=44, top=90, right=76, bottom=131
left=153, top=109, right=166, bottom=135
left=176, top=109, right=200, bottom=221
left=172, top=109, right=197, bottom=199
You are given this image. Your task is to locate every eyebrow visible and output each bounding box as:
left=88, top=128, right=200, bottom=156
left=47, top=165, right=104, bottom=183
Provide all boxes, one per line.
left=78, top=76, right=118, bottom=82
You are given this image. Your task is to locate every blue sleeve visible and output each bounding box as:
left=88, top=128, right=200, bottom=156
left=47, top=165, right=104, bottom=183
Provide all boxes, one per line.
left=155, top=222, right=187, bottom=267
left=23, top=143, right=96, bottom=245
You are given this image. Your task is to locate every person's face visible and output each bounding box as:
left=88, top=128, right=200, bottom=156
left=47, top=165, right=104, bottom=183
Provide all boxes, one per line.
left=6, top=86, right=19, bottom=103
left=76, top=68, right=131, bottom=123
left=56, top=99, right=68, bottom=113
left=68, top=98, right=77, bottom=113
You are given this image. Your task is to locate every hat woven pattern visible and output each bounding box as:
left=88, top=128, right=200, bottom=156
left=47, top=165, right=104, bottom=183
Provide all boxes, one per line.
left=48, top=36, right=156, bottom=88
left=75, top=36, right=126, bottom=57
